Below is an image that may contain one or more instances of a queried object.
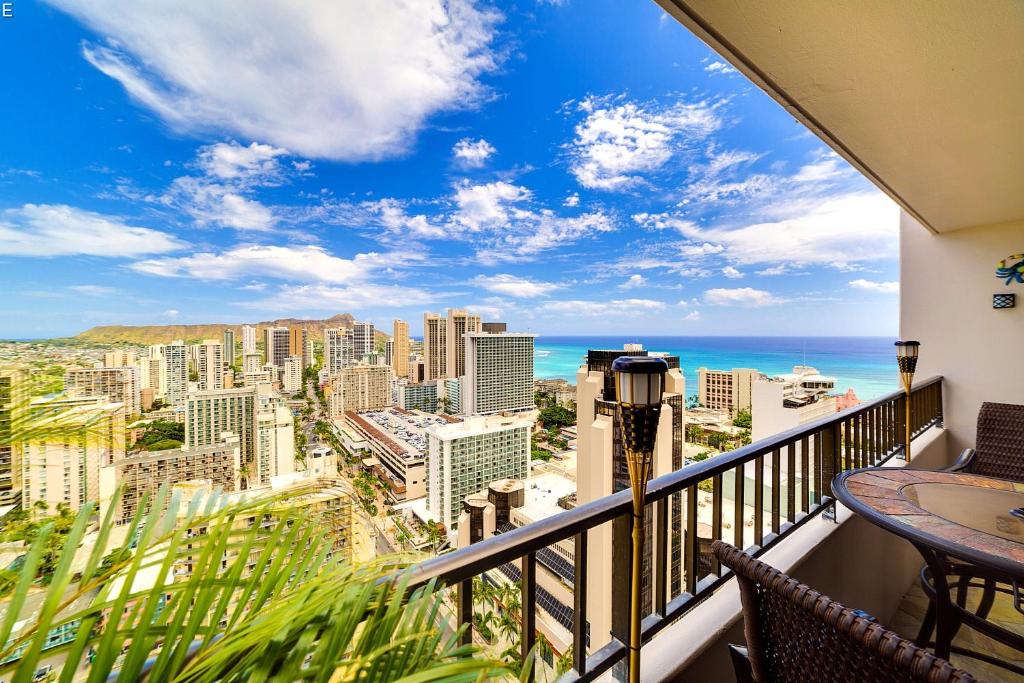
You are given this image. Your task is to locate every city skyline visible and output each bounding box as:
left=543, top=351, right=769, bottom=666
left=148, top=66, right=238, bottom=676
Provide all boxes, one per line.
left=1, top=1, right=898, bottom=340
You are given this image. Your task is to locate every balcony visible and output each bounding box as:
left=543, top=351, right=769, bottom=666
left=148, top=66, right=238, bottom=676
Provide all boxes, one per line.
left=403, top=0, right=1024, bottom=679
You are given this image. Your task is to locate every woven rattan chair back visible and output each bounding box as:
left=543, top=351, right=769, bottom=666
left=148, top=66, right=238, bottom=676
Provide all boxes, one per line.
left=970, top=402, right=1024, bottom=482
left=713, top=541, right=976, bottom=683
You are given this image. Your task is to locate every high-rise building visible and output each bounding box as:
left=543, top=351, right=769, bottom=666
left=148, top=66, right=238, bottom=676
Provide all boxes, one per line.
left=696, top=367, right=760, bottom=416
left=185, top=386, right=257, bottom=476
left=423, top=313, right=446, bottom=380
left=22, top=400, right=126, bottom=512
left=255, top=395, right=296, bottom=486
left=241, top=325, right=257, bottom=354
left=751, top=366, right=837, bottom=441
left=327, top=365, right=392, bottom=417
left=324, top=328, right=354, bottom=375
left=100, top=435, right=241, bottom=522
left=264, top=327, right=290, bottom=368
left=392, top=319, right=410, bottom=378
left=288, top=328, right=307, bottom=369
left=445, top=309, right=481, bottom=379
left=462, top=332, right=535, bottom=415
left=0, top=368, right=27, bottom=507
left=352, top=322, right=375, bottom=360
left=223, top=329, right=236, bottom=368
left=164, top=341, right=188, bottom=406
left=138, top=348, right=167, bottom=401
left=64, top=366, right=140, bottom=416
left=195, top=340, right=224, bottom=392
left=283, top=356, right=303, bottom=393
left=425, top=414, right=531, bottom=529
left=384, top=339, right=395, bottom=368
left=304, top=338, right=315, bottom=370
left=242, top=352, right=262, bottom=374
left=103, top=350, right=137, bottom=368
left=396, top=381, right=438, bottom=412
left=576, top=346, right=686, bottom=652
left=441, top=377, right=462, bottom=414
left=410, top=359, right=426, bottom=383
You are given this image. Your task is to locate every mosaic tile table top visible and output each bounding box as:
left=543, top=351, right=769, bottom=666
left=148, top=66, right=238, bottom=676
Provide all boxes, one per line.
left=835, top=468, right=1024, bottom=577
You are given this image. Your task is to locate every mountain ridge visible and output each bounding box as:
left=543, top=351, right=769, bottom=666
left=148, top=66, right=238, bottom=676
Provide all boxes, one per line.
left=75, top=314, right=390, bottom=345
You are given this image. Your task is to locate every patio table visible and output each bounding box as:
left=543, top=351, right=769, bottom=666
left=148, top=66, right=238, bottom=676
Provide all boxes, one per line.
left=832, top=468, right=1024, bottom=674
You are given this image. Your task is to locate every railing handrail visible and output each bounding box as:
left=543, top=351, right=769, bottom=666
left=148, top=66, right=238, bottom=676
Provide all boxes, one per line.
left=408, top=375, right=943, bottom=587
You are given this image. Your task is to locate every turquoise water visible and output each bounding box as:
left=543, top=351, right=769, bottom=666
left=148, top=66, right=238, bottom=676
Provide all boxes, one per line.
left=534, top=336, right=900, bottom=401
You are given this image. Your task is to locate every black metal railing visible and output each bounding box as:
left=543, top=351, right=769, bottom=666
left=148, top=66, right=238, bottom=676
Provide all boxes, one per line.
left=407, top=376, right=944, bottom=681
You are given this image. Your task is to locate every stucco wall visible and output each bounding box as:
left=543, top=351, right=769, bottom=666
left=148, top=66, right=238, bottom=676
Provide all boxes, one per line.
left=900, top=212, right=1024, bottom=454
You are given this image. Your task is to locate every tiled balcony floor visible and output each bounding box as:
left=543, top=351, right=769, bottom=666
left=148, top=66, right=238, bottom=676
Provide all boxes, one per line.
left=889, top=580, right=1024, bottom=681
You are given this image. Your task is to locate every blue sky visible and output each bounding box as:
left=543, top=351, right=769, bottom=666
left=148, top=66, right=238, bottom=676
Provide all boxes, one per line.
left=0, top=1, right=899, bottom=339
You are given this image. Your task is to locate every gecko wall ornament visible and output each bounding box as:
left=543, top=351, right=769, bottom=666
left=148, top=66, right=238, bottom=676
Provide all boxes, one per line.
left=995, top=253, right=1024, bottom=285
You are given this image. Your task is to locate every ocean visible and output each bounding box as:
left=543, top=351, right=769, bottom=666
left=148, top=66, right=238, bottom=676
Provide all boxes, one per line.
left=534, top=336, right=899, bottom=401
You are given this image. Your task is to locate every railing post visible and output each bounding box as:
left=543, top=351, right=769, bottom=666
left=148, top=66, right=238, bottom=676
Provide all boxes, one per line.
left=896, top=391, right=908, bottom=462
left=936, top=380, right=944, bottom=428
left=822, top=422, right=839, bottom=522
left=457, top=578, right=473, bottom=648
left=611, top=513, right=631, bottom=682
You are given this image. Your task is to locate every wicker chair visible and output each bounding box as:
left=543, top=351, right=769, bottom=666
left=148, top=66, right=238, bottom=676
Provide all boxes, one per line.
left=915, top=402, right=1024, bottom=649
left=946, top=401, right=1024, bottom=482
left=713, top=541, right=976, bottom=683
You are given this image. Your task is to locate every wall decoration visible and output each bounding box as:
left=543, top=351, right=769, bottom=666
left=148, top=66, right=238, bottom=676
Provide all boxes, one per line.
left=995, top=253, right=1024, bottom=284
left=993, top=293, right=1016, bottom=309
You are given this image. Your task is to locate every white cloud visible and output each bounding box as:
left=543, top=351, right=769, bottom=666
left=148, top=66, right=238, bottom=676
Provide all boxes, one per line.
left=793, top=155, right=847, bottom=183
left=618, top=274, right=647, bottom=290
left=638, top=191, right=898, bottom=269
left=0, top=204, right=185, bottom=257
left=473, top=274, right=558, bottom=298
left=703, top=60, right=737, bottom=75
left=246, top=283, right=436, bottom=312
left=130, top=244, right=395, bottom=284
left=755, top=264, right=791, bottom=276
left=165, top=141, right=290, bottom=232
left=539, top=298, right=665, bottom=316
left=568, top=95, right=721, bottom=190
left=703, top=287, right=784, bottom=307
left=563, top=193, right=580, bottom=207
left=69, top=285, right=120, bottom=296
left=452, top=138, right=496, bottom=167
left=451, top=180, right=531, bottom=232
left=681, top=310, right=701, bottom=321
left=163, top=309, right=180, bottom=319
left=722, top=266, right=744, bottom=279
left=54, top=0, right=501, bottom=160
left=849, top=279, right=899, bottom=293
left=364, top=199, right=448, bottom=239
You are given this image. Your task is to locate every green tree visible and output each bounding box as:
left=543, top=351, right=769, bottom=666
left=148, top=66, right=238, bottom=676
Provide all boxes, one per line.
left=0, top=486, right=518, bottom=681
left=733, top=408, right=752, bottom=429
left=538, top=405, right=575, bottom=429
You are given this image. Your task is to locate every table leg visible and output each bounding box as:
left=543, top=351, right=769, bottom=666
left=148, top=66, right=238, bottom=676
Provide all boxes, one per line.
left=914, top=544, right=959, bottom=660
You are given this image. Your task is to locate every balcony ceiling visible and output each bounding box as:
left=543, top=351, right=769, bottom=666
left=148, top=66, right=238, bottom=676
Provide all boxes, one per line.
left=657, top=0, right=1024, bottom=233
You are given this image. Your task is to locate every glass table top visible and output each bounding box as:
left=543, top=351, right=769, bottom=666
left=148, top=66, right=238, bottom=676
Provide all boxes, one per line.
left=902, top=482, right=1024, bottom=543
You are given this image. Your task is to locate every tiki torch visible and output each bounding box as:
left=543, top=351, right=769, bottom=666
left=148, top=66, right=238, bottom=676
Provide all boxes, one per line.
left=895, top=340, right=920, bottom=460
left=612, top=355, right=668, bottom=683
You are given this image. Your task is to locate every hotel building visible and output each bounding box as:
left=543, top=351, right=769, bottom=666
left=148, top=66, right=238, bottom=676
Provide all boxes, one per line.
left=22, top=400, right=126, bottom=512
left=164, top=341, right=188, bottom=406
left=264, top=326, right=290, bottom=368
left=425, top=414, right=531, bottom=529
left=64, top=366, right=141, bottom=416
left=423, top=313, right=446, bottom=380
left=288, top=328, right=307, bottom=369
left=241, top=325, right=256, bottom=354
left=696, top=367, right=760, bottom=416
left=397, top=381, right=438, bottom=413
left=185, top=386, right=257, bottom=471
left=223, top=329, right=236, bottom=368
left=445, top=308, right=481, bottom=379
left=324, top=328, right=354, bottom=375
left=327, top=365, right=392, bottom=417
left=344, top=408, right=443, bottom=501
left=194, top=340, right=224, bottom=392
left=392, top=319, right=410, bottom=378
left=751, top=366, right=838, bottom=441
left=462, top=332, right=536, bottom=415
left=103, top=350, right=137, bottom=368
left=351, top=321, right=375, bottom=360
left=283, top=356, right=303, bottom=393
